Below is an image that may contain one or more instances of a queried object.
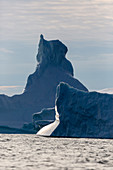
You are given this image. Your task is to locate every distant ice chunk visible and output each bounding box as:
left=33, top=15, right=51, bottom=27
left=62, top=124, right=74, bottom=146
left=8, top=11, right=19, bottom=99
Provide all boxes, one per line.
left=33, top=108, right=55, bottom=131
left=96, top=88, right=113, bottom=94
left=37, top=106, right=60, bottom=136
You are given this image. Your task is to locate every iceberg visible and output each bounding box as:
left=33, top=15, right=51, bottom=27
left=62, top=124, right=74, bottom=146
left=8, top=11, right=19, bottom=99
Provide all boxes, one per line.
left=37, top=106, right=59, bottom=136
left=0, top=35, right=88, bottom=132
left=37, top=82, right=113, bottom=138
left=33, top=108, right=55, bottom=131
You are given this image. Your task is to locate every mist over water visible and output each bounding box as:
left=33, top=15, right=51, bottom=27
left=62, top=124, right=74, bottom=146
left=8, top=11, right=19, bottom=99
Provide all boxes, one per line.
left=0, top=134, right=113, bottom=170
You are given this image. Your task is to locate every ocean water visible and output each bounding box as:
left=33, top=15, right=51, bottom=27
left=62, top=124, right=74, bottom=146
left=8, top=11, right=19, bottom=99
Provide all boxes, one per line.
left=0, top=134, right=113, bottom=170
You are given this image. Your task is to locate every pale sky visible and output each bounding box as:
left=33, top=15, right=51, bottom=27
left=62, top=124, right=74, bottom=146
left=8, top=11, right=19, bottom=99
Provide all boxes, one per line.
left=0, top=0, right=113, bottom=95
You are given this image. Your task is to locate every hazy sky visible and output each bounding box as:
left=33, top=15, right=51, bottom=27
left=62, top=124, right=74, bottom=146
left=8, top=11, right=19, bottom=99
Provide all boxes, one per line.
left=0, top=0, right=113, bottom=95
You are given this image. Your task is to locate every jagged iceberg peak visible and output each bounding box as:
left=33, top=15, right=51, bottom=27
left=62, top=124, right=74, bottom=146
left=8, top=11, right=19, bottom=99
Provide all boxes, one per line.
left=36, top=34, right=74, bottom=76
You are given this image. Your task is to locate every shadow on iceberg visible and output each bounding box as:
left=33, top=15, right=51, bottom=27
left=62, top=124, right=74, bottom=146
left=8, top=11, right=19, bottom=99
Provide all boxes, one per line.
left=36, top=82, right=113, bottom=138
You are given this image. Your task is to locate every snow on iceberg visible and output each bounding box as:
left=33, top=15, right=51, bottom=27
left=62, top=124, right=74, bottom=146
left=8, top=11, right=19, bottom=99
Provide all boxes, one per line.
left=37, top=82, right=113, bottom=138
left=0, top=35, right=88, bottom=131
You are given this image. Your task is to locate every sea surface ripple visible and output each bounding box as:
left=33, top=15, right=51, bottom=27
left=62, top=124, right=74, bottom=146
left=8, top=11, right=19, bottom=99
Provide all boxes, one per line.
left=0, top=134, right=113, bottom=170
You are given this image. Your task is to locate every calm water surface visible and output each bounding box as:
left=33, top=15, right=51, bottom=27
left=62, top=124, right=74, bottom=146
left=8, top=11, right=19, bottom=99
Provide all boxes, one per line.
left=0, top=134, right=113, bottom=170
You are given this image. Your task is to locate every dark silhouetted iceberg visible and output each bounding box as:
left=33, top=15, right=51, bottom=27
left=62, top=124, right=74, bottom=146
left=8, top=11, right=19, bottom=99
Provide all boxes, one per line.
left=0, top=35, right=88, bottom=132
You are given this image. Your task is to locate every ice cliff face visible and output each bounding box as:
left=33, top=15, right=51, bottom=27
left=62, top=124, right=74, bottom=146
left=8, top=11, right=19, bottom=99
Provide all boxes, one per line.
left=0, top=35, right=88, bottom=130
left=50, top=83, right=113, bottom=138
